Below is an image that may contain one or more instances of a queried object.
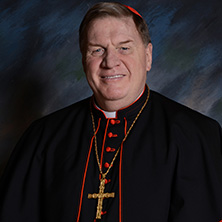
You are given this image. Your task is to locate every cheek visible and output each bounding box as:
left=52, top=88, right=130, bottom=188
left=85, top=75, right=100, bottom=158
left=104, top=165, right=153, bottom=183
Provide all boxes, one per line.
left=85, top=61, right=95, bottom=78
left=85, top=58, right=101, bottom=75
left=123, top=57, right=145, bottom=75
left=85, top=61, right=101, bottom=87
left=124, top=56, right=147, bottom=83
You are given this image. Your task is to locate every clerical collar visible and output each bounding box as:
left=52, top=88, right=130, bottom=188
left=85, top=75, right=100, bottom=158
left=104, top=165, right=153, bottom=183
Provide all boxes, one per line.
left=94, top=89, right=145, bottom=119
left=94, top=104, right=116, bottom=118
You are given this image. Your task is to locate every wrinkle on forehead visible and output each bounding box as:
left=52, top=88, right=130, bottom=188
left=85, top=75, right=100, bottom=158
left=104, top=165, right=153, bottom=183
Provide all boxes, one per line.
left=87, top=17, right=142, bottom=47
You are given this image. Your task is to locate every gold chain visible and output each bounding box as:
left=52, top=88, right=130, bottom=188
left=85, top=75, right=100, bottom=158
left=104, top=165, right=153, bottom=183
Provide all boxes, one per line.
left=90, top=87, right=150, bottom=178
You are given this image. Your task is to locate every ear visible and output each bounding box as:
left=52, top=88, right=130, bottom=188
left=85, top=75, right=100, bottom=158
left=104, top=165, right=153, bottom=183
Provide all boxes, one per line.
left=145, top=43, right=153, bottom=72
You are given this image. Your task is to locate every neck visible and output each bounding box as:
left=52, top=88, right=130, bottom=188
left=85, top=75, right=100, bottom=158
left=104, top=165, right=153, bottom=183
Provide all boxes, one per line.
left=95, top=100, right=127, bottom=112
left=94, top=88, right=145, bottom=112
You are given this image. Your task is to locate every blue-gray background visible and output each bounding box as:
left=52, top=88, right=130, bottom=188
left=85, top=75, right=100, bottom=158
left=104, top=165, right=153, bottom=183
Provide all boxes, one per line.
left=0, top=0, right=221, bottom=174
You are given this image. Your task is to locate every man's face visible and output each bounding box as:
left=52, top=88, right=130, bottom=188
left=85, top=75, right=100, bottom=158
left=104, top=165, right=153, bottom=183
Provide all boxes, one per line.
left=83, top=16, right=152, bottom=111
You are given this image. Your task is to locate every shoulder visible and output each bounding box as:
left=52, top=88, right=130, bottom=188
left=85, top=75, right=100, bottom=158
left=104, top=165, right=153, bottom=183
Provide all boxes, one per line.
left=36, top=97, right=91, bottom=124
left=22, top=97, right=92, bottom=138
left=7, top=97, right=92, bottom=159
left=43, top=96, right=91, bottom=119
left=149, top=90, right=221, bottom=139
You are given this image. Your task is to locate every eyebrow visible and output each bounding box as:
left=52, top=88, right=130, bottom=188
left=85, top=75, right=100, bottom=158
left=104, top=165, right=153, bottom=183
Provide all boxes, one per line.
left=118, top=40, right=134, bottom=45
left=87, top=39, right=134, bottom=47
left=87, top=42, right=102, bottom=47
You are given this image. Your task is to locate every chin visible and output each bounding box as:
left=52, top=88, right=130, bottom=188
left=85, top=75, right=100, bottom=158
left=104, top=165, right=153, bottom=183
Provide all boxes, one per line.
left=103, top=90, right=127, bottom=100
left=103, top=95, right=124, bottom=101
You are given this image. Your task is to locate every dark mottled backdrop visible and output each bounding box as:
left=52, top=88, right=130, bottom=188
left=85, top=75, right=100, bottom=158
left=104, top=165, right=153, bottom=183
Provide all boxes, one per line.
left=0, top=0, right=221, bottom=174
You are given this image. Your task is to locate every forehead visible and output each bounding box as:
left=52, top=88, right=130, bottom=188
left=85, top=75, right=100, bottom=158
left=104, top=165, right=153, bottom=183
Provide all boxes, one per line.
left=86, top=16, right=142, bottom=44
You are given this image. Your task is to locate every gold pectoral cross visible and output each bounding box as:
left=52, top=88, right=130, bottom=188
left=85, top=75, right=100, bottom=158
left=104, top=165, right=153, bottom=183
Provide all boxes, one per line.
left=88, top=175, right=115, bottom=219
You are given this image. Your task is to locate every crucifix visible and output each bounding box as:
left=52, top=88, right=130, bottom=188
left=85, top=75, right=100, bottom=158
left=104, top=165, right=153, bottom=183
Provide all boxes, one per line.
left=88, top=175, right=115, bottom=219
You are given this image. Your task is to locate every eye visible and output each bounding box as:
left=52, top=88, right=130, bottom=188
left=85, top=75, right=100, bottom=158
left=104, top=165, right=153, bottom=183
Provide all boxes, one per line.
left=119, top=46, right=131, bottom=54
left=92, top=48, right=105, bottom=56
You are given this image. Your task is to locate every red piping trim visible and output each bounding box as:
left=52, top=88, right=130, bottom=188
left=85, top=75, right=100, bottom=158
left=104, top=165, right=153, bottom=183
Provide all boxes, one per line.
left=119, top=86, right=146, bottom=110
left=119, top=118, right=127, bottom=222
left=76, top=118, right=101, bottom=221
left=124, top=118, right=127, bottom=135
left=119, top=143, right=123, bottom=222
left=100, top=119, right=110, bottom=170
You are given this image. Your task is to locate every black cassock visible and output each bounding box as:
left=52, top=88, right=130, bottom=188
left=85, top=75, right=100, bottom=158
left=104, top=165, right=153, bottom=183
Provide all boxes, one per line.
left=0, top=86, right=222, bottom=222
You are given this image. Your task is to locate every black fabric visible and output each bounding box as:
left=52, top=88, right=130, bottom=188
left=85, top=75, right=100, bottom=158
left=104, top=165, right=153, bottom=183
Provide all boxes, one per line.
left=0, top=87, right=222, bottom=222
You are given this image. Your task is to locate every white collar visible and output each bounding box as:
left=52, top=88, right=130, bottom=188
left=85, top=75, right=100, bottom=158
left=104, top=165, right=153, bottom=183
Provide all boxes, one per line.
left=94, top=90, right=144, bottom=119
left=95, top=104, right=117, bottom=118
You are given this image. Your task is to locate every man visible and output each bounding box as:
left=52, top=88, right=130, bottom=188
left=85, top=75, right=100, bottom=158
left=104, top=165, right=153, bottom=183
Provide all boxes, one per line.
left=0, top=2, right=222, bottom=222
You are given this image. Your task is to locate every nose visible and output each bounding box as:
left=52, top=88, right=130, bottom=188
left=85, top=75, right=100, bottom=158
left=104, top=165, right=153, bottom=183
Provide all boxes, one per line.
left=101, top=49, right=120, bottom=69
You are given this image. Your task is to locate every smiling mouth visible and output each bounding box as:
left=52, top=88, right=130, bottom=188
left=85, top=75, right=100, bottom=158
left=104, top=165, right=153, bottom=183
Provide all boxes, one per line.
left=101, top=74, right=125, bottom=79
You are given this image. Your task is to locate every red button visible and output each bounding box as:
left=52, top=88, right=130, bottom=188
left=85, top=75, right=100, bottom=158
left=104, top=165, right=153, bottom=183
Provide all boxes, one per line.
left=108, top=132, right=118, bottom=138
left=110, top=119, right=116, bottom=125
left=104, top=162, right=110, bottom=168
left=110, top=119, right=120, bottom=125
left=106, top=147, right=111, bottom=152
left=105, top=179, right=111, bottom=184
left=101, top=211, right=107, bottom=215
left=106, top=147, right=116, bottom=152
